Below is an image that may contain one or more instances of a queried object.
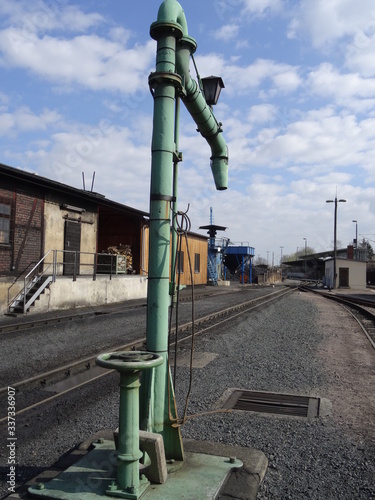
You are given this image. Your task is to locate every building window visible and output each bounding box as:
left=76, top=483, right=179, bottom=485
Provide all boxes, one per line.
left=194, top=253, right=200, bottom=273
left=0, top=202, right=11, bottom=244
left=177, top=251, right=184, bottom=274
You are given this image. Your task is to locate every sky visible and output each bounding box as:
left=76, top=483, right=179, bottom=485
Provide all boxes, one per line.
left=0, top=0, right=374, bottom=263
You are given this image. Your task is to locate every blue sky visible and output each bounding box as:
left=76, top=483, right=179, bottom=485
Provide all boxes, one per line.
left=1, top=0, right=375, bottom=262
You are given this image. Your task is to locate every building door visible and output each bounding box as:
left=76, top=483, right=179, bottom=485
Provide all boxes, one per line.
left=339, top=267, right=349, bottom=288
left=63, top=220, right=81, bottom=276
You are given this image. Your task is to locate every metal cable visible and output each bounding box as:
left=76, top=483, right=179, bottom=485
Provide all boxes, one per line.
left=166, top=206, right=196, bottom=425
left=167, top=207, right=231, bottom=426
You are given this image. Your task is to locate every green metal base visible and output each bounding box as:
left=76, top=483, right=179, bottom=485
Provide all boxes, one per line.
left=28, top=440, right=242, bottom=500
left=104, top=474, right=150, bottom=499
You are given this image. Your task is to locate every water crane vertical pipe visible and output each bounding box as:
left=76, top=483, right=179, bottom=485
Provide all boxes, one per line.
left=141, top=0, right=228, bottom=461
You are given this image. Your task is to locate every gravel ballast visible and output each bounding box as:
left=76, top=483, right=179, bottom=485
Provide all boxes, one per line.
left=0, top=286, right=275, bottom=386
left=1, top=287, right=374, bottom=499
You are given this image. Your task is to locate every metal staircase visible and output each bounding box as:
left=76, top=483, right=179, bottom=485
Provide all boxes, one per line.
left=8, top=275, right=53, bottom=314
left=207, top=252, right=218, bottom=286
left=7, top=250, right=54, bottom=314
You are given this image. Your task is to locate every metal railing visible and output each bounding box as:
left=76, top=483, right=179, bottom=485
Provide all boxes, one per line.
left=51, top=250, right=126, bottom=281
left=8, top=250, right=54, bottom=313
left=7, top=261, right=36, bottom=308
left=7, top=250, right=127, bottom=313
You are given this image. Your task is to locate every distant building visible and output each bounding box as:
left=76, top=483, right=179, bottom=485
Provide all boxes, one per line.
left=324, top=257, right=367, bottom=290
left=283, top=246, right=367, bottom=290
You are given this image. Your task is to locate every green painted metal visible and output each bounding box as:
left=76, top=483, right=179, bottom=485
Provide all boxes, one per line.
left=96, top=352, right=163, bottom=498
left=28, top=443, right=242, bottom=500
left=176, top=36, right=228, bottom=191
left=170, top=96, right=181, bottom=304
left=27, top=3, right=235, bottom=499
left=141, top=0, right=229, bottom=461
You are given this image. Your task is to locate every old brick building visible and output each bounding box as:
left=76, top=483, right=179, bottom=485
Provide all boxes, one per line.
left=0, top=179, right=44, bottom=275
left=0, top=163, right=208, bottom=315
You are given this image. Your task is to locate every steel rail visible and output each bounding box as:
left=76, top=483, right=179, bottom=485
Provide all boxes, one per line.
left=299, top=285, right=375, bottom=350
left=0, top=286, right=294, bottom=423
left=174, top=286, right=295, bottom=342
left=0, top=337, right=145, bottom=396
left=1, top=286, right=292, bottom=395
left=0, top=286, right=253, bottom=335
left=341, top=305, right=375, bottom=350
left=299, top=285, right=375, bottom=309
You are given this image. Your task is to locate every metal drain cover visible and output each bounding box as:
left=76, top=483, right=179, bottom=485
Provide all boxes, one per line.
left=222, top=390, right=320, bottom=418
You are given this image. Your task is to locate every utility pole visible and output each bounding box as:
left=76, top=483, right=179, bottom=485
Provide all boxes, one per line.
left=326, top=196, right=346, bottom=289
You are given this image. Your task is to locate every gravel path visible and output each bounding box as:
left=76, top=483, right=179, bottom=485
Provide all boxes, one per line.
left=1, top=288, right=374, bottom=499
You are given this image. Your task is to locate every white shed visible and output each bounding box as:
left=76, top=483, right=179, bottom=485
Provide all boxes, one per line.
left=324, top=258, right=367, bottom=290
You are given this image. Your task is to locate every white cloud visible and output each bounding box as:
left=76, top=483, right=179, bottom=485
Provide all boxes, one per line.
left=221, top=58, right=302, bottom=95
left=307, top=63, right=375, bottom=111
left=288, top=0, right=375, bottom=49
left=246, top=106, right=375, bottom=175
left=242, top=0, right=284, bottom=16
left=26, top=121, right=152, bottom=209
left=0, top=30, right=155, bottom=93
left=346, top=36, right=375, bottom=77
left=247, top=104, right=278, bottom=124
left=0, top=107, right=61, bottom=135
left=212, top=24, right=240, bottom=42
left=212, top=0, right=283, bottom=23
left=0, top=0, right=104, bottom=34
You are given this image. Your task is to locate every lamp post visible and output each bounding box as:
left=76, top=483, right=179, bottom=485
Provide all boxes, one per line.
left=326, top=196, right=346, bottom=289
left=201, top=76, right=225, bottom=108
left=352, top=220, right=358, bottom=260
left=303, top=237, right=307, bottom=277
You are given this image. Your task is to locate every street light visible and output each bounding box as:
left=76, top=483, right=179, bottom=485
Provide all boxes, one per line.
left=201, top=76, right=225, bottom=107
left=303, top=237, right=307, bottom=276
left=326, top=196, right=346, bottom=289
left=352, top=220, right=358, bottom=260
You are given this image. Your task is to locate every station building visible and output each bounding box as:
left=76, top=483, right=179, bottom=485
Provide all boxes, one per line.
left=0, top=163, right=208, bottom=315
left=284, top=246, right=367, bottom=290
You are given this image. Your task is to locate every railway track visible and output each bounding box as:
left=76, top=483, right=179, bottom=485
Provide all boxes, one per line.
left=0, top=286, right=253, bottom=335
left=299, top=285, right=375, bottom=350
left=0, top=285, right=295, bottom=423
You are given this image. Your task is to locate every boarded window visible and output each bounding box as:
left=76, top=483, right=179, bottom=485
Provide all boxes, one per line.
left=177, top=251, right=184, bottom=274
left=0, top=202, right=11, bottom=244
left=194, top=253, right=200, bottom=273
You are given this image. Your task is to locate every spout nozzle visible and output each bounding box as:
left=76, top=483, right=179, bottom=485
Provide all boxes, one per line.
left=211, top=156, right=228, bottom=191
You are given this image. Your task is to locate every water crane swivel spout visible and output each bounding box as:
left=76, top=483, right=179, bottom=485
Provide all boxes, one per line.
left=151, top=0, right=228, bottom=191
left=141, top=0, right=229, bottom=462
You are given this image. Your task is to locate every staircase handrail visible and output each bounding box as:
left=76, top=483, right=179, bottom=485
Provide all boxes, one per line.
left=7, top=249, right=131, bottom=314
left=7, top=250, right=54, bottom=313
left=207, top=251, right=218, bottom=285
left=22, top=250, right=54, bottom=313
left=7, top=261, right=36, bottom=308
left=23, top=249, right=54, bottom=282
